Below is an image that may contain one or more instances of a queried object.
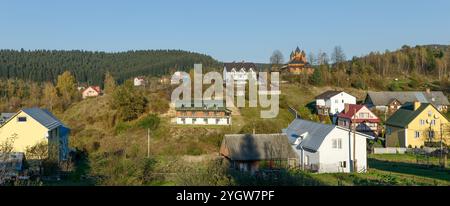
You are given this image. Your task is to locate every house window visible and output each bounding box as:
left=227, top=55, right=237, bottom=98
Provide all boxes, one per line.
left=216, top=118, right=220, bottom=124
left=420, top=119, right=425, bottom=126
left=17, top=117, right=27, bottom=122
left=415, top=131, right=420, bottom=139
left=340, top=161, right=347, bottom=168
left=428, top=111, right=432, bottom=117
left=430, top=120, right=436, bottom=126
left=429, top=131, right=435, bottom=139
left=181, top=118, right=185, bottom=124
left=332, top=139, right=342, bottom=149
left=387, top=128, right=392, bottom=135
left=335, top=100, right=338, bottom=103
left=342, top=100, right=344, bottom=103
left=304, top=155, right=310, bottom=165
left=204, top=118, right=208, bottom=124
left=192, top=118, right=197, bottom=123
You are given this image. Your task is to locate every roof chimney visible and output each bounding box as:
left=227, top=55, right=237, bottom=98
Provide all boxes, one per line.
left=413, top=101, right=421, bottom=111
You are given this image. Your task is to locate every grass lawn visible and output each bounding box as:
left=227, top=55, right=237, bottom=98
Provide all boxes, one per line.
left=310, top=154, right=450, bottom=186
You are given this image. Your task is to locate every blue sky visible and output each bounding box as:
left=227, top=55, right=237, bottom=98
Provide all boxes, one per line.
left=1, top=0, right=449, bottom=63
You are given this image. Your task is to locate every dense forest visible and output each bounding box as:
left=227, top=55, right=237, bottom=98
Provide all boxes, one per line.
left=294, top=44, right=450, bottom=94
left=0, top=49, right=221, bottom=85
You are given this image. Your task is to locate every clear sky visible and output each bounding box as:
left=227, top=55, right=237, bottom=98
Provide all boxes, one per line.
left=1, top=0, right=449, bottom=63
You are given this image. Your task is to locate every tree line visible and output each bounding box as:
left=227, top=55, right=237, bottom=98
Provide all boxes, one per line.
left=0, top=49, right=221, bottom=86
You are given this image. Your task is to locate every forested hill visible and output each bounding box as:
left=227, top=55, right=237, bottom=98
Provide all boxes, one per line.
left=0, top=49, right=221, bottom=85
left=346, top=44, right=450, bottom=79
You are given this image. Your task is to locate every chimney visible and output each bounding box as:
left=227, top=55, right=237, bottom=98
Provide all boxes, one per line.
left=426, top=88, right=431, bottom=94
left=344, top=103, right=350, bottom=113
left=413, top=101, right=421, bottom=111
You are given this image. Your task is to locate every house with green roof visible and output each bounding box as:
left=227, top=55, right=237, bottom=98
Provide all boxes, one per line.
left=385, top=101, right=449, bottom=148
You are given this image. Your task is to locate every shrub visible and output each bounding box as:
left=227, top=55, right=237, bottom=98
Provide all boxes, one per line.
left=137, top=114, right=160, bottom=130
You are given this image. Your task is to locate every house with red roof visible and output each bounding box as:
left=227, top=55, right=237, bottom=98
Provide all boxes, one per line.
left=337, top=104, right=381, bottom=136
left=82, top=86, right=102, bottom=99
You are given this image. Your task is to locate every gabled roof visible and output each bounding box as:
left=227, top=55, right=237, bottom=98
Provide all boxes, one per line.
left=224, top=62, right=257, bottom=72
left=284, top=118, right=374, bottom=152
left=1, top=108, right=67, bottom=130
left=337, top=104, right=365, bottom=119
left=366, top=91, right=449, bottom=107
left=386, top=103, right=432, bottom=128
left=315, top=90, right=344, bottom=100
left=221, top=134, right=298, bottom=161
left=83, top=86, right=101, bottom=93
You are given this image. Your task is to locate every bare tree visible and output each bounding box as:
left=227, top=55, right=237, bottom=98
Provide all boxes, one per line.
left=270, top=50, right=284, bottom=69
left=317, top=51, right=329, bottom=66
left=0, top=134, right=18, bottom=184
left=308, top=52, right=316, bottom=65
left=331, top=46, right=347, bottom=64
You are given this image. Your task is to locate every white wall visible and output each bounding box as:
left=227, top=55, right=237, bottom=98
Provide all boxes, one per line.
left=316, top=128, right=367, bottom=173
left=329, top=92, right=356, bottom=115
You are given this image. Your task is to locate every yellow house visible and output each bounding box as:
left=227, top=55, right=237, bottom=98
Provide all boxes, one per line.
left=385, top=102, right=449, bottom=148
left=0, top=108, right=70, bottom=161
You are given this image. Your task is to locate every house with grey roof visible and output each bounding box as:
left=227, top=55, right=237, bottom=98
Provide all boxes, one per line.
left=220, top=134, right=298, bottom=174
left=283, top=118, right=374, bottom=173
left=364, top=90, right=449, bottom=113
left=315, top=90, right=357, bottom=116
left=0, top=108, right=70, bottom=162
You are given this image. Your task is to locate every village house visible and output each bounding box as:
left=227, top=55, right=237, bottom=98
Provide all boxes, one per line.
left=337, top=104, right=381, bottom=136
left=315, top=90, right=357, bottom=116
left=220, top=134, right=298, bottom=174
left=223, top=62, right=257, bottom=96
left=283, top=118, right=373, bottom=173
left=175, top=100, right=232, bottom=125
left=134, top=76, right=146, bottom=86
left=365, top=90, right=449, bottom=113
left=385, top=101, right=449, bottom=148
left=0, top=108, right=70, bottom=162
left=281, top=46, right=314, bottom=75
left=81, top=86, right=102, bottom=99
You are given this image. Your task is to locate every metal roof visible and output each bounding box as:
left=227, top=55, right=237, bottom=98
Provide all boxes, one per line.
left=366, top=91, right=449, bottom=107
left=284, top=118, right=374, bottom=152
left=21, top=108, right=66, bottom=130
left=221, top=134, right=298, bottom=161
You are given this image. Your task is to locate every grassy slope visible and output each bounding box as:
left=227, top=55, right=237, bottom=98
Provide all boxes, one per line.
left=57, top=82, right=449, bottom=185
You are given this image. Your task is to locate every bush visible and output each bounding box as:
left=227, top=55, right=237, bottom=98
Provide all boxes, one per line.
left=137, top=114, right=160, bottom=130
left=115, top=122, right=132, bottom=134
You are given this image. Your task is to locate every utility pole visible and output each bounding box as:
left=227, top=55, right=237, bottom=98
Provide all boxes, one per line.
left=147, top=128, right=150, bottom=158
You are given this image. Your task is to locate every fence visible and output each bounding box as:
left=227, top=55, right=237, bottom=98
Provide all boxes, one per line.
left=373, top=147, right=407, bottom=154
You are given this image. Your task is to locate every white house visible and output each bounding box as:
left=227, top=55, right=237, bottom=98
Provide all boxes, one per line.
left=283, top=118, right=373, bottom=173
left=134, top=77, right=146, bottom=86
left=223, top=62, right=257, bottom=96
left=81, top=86, right=102, bottom=99
left=315, top=90, right=356, bottom=116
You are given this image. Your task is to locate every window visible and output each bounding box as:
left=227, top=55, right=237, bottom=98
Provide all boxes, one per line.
left=204, top=118, right=208, bottom=124
left=340, top=161, right=347, bottom=168
left=332, top=139, right=342, bottom=149
left=415, top=131, right=420, bottom=139
left=420, top=119, right=425, bottom=126
left=431, top=120, right=436, bottom=126
left=428, top=111, right=432, bottom=117
left=342, top=100, right=344, bottom=103
left=304, top=155, right=310, bottom=165
left=216, top=118, right=220, bottom=124
left=335, top=100, right=338, bottom=103
left=181, top=118, right=185, bottom=124
left=17, top=117, right=27, bottom=122
left=192, top=118, right=197, bottom=123
left=387, top=128, right=392, bottom=135
left=429, top=131, right=435, bottom=139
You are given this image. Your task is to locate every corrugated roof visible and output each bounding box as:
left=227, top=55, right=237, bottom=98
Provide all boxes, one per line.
left=366, top=91, right=449, bottom=107
left=284, top=118, right=374, bottom=152
left=221, top=134, right=297, bottom=161
left=386, top=103, right=429, bottom=128
left=315, top=90, right=344, bottom=100
left=21, top=108, right=65, bottom=130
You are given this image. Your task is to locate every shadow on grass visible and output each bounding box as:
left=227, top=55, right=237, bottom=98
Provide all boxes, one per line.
left=368, top=158, right=450, bottom=182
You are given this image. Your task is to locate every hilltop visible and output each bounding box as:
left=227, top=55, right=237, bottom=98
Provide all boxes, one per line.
left=0, top=49, right=221, bottom=85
